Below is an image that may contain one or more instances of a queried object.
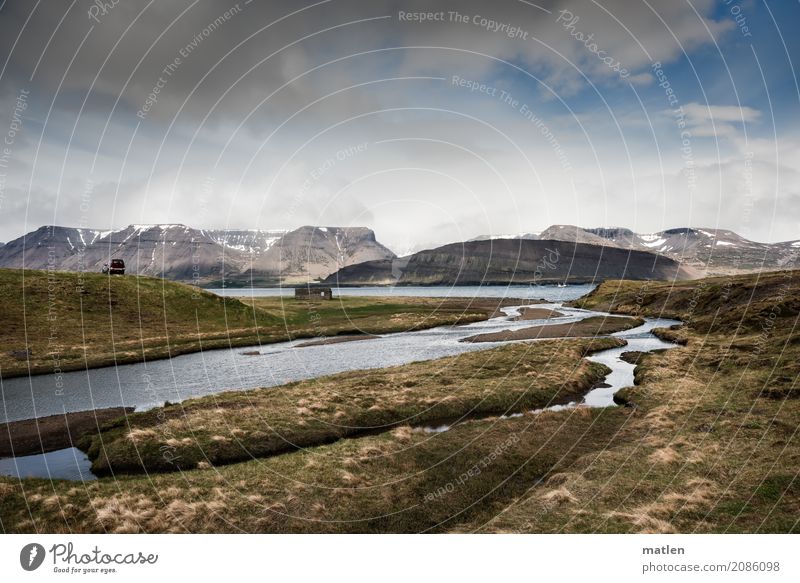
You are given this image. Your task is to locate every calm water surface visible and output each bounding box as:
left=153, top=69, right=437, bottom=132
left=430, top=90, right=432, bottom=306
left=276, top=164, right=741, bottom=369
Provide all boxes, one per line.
left=207, top=284, right=596, bottom=300
left=0, top=447, right=95, bottom=481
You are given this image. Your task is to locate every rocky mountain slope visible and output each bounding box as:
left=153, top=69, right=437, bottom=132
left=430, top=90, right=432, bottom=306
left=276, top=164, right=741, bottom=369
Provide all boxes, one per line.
left=323, top=238, right=694, bottom=286
left=472, top=225, right=799, bottom=275
left=0, top=224, right=395, bottom=285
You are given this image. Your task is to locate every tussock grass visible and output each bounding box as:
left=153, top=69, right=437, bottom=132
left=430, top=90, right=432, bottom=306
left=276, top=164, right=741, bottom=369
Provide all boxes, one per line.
left=4, top=271, right=799, bottom=534
left=0, top=403, right=628, bottom=533
left=479, top=272, right=800, bottom=533
left=84, top=337, right=619, bottom=475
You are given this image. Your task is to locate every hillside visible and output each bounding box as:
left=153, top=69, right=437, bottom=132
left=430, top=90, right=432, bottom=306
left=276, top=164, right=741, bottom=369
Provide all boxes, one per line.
left=0, top=268, right=508, bottom=379
left=323, top=238, right=694, bottom=285
left=0, top=224, right=395, bottom=285
left=483, top=270, right=800, bottom=533
left=571, top=269, right=800, bottom=336
left=0, top=268, right=265, bottom=378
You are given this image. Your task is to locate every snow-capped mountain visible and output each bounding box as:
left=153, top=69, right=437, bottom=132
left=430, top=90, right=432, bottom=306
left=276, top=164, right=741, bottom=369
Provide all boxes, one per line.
left=0, top=224, right=395, bottom=285
left=471, top=225, right=799, bottom=275
left=205, top=229, right=287, bottom=255
left=468, top=232, right=540, bottom=242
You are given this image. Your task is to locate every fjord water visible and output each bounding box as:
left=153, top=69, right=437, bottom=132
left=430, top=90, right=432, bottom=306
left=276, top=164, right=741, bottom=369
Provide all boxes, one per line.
left=207, top=284, right=597, bottom=299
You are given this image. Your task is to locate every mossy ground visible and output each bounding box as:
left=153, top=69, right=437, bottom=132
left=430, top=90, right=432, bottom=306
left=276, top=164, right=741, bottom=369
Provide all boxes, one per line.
left=2, top=270, right=798, bottom=533
left=478, top=271, right=799, bottom=533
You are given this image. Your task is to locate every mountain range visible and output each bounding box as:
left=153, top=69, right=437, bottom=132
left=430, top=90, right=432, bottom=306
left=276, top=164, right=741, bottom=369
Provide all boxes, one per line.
left=0, top=222, right=796, bottom=286
left=471, top=225, right=800, bottom=275
left=0, top=224, right=395, bottom=285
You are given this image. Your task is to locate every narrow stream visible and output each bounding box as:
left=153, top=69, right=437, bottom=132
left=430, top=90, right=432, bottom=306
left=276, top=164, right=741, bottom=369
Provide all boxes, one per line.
left=0, top=304, right=618, bottom=423
left=0, top=302, right=680, bottom=481
left=418, top=314, right=680, bottom=433
left=583, top=318, right=678, bottom=407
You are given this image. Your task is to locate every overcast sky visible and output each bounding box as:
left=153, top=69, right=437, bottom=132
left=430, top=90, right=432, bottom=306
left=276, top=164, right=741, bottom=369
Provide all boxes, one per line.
left=0, top=0, right=798, bottom=253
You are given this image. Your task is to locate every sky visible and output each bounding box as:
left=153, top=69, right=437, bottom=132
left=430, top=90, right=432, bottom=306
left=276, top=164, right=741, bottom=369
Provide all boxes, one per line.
left=0, top=0, right=798, bottom=254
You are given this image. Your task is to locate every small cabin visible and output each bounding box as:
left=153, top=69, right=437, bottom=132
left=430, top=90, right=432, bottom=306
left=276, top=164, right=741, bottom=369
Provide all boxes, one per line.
left=294, top=286, right=333, bottom=300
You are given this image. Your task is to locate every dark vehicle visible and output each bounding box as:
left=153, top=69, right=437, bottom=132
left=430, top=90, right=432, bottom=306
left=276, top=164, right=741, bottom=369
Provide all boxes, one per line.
left=108, top=259, right=125, bottom=275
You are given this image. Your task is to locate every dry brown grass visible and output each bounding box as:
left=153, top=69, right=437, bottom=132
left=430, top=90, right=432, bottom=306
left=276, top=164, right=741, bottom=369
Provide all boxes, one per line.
left=3, top=272, right=798, bottom=534
left=540, top=486, right=578, bottom=506
left=84, top=337, right=618, bottom=475
left=1, top=402, right=628, bottom=533
left=477, top=326, right=800, bottom=534
left=648, top=446, right=680, bottom=464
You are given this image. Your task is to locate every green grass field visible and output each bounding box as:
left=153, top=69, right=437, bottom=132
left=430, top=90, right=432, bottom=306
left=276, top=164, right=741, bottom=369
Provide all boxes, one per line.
left=0, top=268, right=508, bottom=379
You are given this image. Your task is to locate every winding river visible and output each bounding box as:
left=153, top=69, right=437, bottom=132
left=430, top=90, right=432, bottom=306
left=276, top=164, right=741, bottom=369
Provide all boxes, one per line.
left=0, top=285, right=679, bottom=480
left=0, top=286, right=593, bottom=424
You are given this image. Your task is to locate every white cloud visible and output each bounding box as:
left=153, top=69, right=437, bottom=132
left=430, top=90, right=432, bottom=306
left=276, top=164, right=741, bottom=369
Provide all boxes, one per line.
left=681, top=102, right=761, bottom=138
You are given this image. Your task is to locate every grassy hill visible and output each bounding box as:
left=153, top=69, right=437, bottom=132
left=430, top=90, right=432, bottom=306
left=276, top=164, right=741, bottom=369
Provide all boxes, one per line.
left=571, top=270, right=800, bottom=334
left=0, top=268, right=506, bottom=379
left=571, top=270, right=800, bottom=400
left=0, top=268, right=262, bottom=377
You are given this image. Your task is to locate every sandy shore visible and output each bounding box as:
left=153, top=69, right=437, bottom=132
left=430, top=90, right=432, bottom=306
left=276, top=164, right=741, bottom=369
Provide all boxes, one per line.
left=513, top=306, right=564, bottom=320
left=0, top=408, right=133, bottom=457
left=462, top=315, right=644, bottom=343
left=295, top=334, right=382, bottom=348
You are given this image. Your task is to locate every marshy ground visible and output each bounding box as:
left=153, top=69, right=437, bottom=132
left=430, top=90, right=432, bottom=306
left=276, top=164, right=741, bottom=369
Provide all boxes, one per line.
left=1, top=270, right=798, bottom=533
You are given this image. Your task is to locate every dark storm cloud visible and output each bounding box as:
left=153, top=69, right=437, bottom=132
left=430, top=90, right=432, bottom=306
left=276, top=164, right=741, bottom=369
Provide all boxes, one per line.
left=0, top=0, right=730, bottom=126
left=0, top=0, right=795, bottom=248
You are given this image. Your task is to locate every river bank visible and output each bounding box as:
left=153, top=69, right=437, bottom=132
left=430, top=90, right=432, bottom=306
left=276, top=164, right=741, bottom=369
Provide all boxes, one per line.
left=0, top=408, right=133, bottom=457
left=1, top=269, right=541, bottom=381
left=1, top=301, right=605, bottom=424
